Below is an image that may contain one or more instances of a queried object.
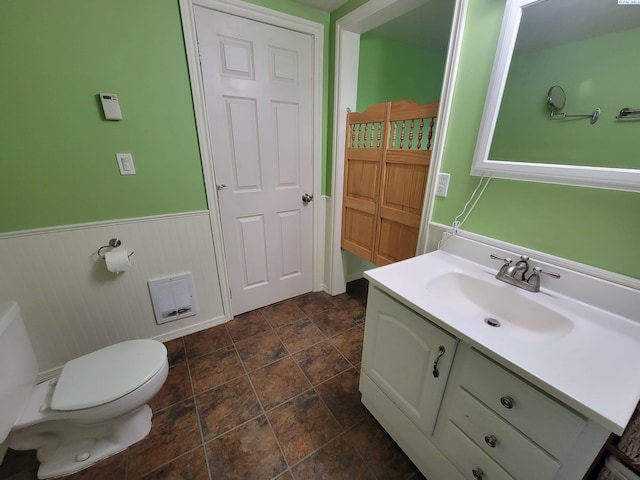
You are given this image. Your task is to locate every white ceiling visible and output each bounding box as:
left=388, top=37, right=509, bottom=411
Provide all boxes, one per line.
left=364, top=0, right=454, bottom=54
left=291, top=0, right=454, bottom=54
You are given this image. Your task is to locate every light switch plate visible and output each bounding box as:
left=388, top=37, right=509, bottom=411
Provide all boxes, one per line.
left=116, top=153, right=136, bottom=175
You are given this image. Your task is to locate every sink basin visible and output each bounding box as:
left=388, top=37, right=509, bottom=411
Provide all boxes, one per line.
left=364, top=242, right=640, bottom=434
left=424, top=271, right=574, bottom=342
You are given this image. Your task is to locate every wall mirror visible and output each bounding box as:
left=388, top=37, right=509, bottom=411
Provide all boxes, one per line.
left=471, top=0, right=640, bottom=192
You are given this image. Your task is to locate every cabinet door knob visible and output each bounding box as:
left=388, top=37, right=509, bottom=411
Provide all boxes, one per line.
left=500, top=395, right=514, bottom=409
left=484, top=434, right=497, bottom=448
left=432, top=345, right=446, bottom=378
left=472, top=467, right=484, bottom=479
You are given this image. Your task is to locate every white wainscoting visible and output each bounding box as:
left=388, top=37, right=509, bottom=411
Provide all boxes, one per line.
left=0, top=211, right=226, bottom=377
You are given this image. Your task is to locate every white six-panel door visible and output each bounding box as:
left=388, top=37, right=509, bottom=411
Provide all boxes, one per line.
left=194, top=7, right=314, bottom=315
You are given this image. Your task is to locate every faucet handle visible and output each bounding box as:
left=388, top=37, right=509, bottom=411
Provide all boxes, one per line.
left=526, top=267, right=561, bottom=292
left=531, top=266, right=561, bottom=279
left=490, top=254, right=512, bottom=264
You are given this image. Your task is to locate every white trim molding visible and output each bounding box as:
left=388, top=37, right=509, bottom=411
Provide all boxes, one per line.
left=178, top=0, right=326, bottom=308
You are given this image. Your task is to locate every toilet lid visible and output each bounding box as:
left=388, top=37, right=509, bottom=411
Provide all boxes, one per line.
left=51, top=339, right=167, bottom=411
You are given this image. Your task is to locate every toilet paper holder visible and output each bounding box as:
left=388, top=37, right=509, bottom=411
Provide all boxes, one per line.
left=97, top=238, right=134, bottom=259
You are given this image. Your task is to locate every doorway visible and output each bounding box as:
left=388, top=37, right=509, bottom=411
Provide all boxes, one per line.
left=179, top=0, right=325, bottom=318
left=328, top=0, right=468, bottom=294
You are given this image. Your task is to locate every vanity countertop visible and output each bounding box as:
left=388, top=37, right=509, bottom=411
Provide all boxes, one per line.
left=364, top=248, right=640, bottom=435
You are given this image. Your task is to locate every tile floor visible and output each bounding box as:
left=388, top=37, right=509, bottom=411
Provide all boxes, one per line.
left=0, top=279, right=426, bottom=480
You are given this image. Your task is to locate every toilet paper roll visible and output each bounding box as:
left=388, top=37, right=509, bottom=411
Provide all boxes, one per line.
left=105, top=248, right=131, bottom=273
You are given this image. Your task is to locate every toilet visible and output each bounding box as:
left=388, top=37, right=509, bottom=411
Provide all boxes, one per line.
left=0, top=301, right=169, bottom=478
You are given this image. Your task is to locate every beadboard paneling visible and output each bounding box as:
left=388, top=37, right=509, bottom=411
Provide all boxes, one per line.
left=0, top=212, right=226, bottom=375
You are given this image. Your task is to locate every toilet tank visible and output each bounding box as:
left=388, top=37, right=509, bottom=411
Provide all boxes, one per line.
left=0, top=302, right=39, bottom=442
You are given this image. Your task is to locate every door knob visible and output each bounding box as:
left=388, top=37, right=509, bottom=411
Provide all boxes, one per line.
left=216, top=184, right=227, bottom=191
left=302, top=193, right=313, bottom=205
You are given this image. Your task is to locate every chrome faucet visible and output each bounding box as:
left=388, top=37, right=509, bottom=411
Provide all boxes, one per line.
left=490, top=254, right=560, bottom=292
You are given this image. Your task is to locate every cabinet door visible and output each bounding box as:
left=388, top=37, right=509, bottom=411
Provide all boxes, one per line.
left=362, top=286, right=458, bottom=435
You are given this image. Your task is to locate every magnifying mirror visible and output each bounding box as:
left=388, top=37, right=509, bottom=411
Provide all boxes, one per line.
left=547, top=85, right=566, bottom=113
left=546, top=85, right=599, bottom=124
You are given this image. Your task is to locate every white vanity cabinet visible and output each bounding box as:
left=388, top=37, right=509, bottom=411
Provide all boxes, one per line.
left=361, top=286, right=458, bottom=435
left=360, top=284, right=610, bottom=480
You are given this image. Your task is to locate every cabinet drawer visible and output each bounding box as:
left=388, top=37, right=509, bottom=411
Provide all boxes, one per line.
left=460, top=349, right=586, bottom=460
left=438, top=418, right=515, bottom=480
left=447, top=387, right=559, bottom=480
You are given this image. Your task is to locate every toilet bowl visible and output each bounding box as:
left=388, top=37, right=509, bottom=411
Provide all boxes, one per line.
left=0, top=302, right=169, bottom=479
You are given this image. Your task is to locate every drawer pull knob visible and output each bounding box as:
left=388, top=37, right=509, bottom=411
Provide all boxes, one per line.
left=484, top=435, right=497, bottom=448
left=472, top=467, right=484, bottom=479
left=500, top=395, right=514, bottom=409
left=432, top=345, right=446, bottom=378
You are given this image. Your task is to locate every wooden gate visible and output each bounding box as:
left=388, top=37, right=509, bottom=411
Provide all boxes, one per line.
left=341, top=100, right=438, bottom=265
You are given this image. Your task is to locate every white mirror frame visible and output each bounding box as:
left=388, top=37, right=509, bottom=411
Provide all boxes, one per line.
left=471, top=0, right=640, bottom=192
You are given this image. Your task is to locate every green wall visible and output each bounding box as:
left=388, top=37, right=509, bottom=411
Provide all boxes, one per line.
left=0, top=0, right=206, bottom=232
left=0, top=0, right=329, bottom=233
left=432, top=0, right=640, bottom=280
left=356, top=34, right=446, bottom=112
left=491, top=27, right=640, bottom=168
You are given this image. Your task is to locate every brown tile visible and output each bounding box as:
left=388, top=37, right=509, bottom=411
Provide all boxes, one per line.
left=196, top=375, right=262, bottom=441
left=235, top=330, right=288, bottom=371
left=127, top=398, right=201, bottom=478
left=267, top=390, right=342, bottom=464
left=226, top=309, right=271, bottom=342
left=149, top=362, right=192, bottom=411
left=293, top=341, right=350, bottom=385
left=188, top=346, right=245, bottom=394
left=183, top=324, right=232, bottom=358
left=315, top=369, right=367, bottom=430
left=139, top=447, right=209, bottom=480
left=276, top=318, right=326, bottom=353
left=66, top=449, right=127, bottom=479
left=295, top=291, right=336, bottom=315
left=310, top=308, right=360, bottom=337
left=164, top=338, right=186, bottom=366
left=260, top=299, right=307, bottom=328
left=205, top=415, right=287, bottom=479
left=347, top=415, right=420, bottom=480
left=249, top=357, right=312, bottom=411
left=275, top=471, right=294, bottom=480
left=330, top=325, right=364, bottom=368
left=291, top=434, right=372, bottom=480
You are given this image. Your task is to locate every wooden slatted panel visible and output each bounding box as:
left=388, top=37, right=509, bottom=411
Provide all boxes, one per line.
left=374, top=100, right=438, bottom=266
left=341, top=103, right=388, bottom=261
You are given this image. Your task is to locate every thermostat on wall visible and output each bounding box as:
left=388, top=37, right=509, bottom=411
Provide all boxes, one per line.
left=99, top=93, right=123, bottom=120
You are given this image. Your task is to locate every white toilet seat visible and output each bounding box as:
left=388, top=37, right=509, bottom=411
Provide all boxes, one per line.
left=13, top=341, right=168, bottom=429
left=52, top=339, right=167, bottom=411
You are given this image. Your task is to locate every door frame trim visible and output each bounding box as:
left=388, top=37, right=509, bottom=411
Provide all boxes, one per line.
left=179, top=0, right=325, bottom=318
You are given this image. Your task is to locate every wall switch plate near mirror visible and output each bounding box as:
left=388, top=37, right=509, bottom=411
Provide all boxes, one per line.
left=471, top=0, right=640, bottom=192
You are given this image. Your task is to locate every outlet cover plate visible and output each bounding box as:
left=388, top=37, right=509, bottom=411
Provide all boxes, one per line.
left=436, top=173, right=450, bottom=197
